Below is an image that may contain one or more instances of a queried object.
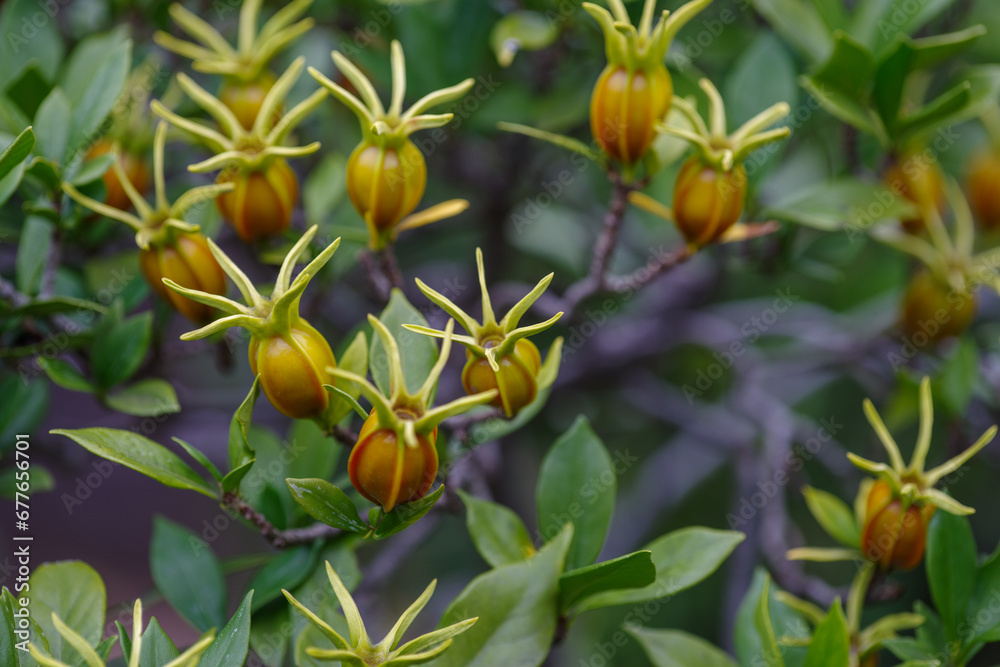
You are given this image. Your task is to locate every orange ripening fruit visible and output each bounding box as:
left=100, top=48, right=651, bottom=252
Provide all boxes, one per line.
left=590, top=63, right=672, bottom=165
left=248, top=320, right=337, bottom=420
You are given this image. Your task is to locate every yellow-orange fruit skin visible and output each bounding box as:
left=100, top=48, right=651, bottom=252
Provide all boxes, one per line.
left=590, top=64, right=672, bottom=165
left=348, top=409, right=439, bottom=511
left=461, top=339, right=542, bottom=417
left=672, top=156, right=747, bottom=245
left=966, top=151, right=1000, bottom=231
left=216, top=158, right=298, bottom=242
left=219, top=72, right=279, bottom=131
left=87, top=140, right=150, bottom=212
left=346, top=140, right=427, bottom=231
left=138, top=232, right=226, bottom=323
left=901, top=271, right=977, bottom=343
left=248, top=321, right=337, bottom=420
left=860, top=480, right=934, bottom=571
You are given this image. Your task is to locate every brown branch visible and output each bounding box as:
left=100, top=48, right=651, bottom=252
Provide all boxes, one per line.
left=378, top=245, right=404, bottom=291
left=223, top=491, right=340, bottom=549
left=359, top=250, right=392, bottom=303
left=330, top=425, right=359, bottom=448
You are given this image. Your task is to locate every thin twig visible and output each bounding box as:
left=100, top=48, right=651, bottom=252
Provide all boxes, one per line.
left=378, top=245, right=404, bottom=291
left=223, top=491, right=340, bottom=549
left=330, top=425, right=359, bottom=448
left=359, top=250, right=392, bottom=303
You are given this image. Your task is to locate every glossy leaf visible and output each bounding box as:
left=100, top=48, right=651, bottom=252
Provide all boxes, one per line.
left=66, top=40, right=129, bottom=162
left=803, top=600, right=849, bottom=667
left=36, top=357, right=94, bottom=393
left=29, top=561, right=106, bottom=662
left=150, top=516, right=227, bottom=632
left=104, top=379, right=181, bottom=417
left=0, top=126, right=34, bottom=180
left=228, top=377, right=260, bottom=471
left=51, top=428, right=217, bottom=498
left=458, top=490, right=535, bottom=568
left=248, top=546, right=321, bottom=613
left=199, top=591, right=253, bottom=667
left=90, top=311, right=152, bottom=389
left=575, top=528, right=744, bottom=612
left=926, top=511, right=977, bottom=642
left=559, top=551, right=656, bottom=614
left=286, top=478, right=369, bottom=533
left=629, top=626, right=738, bottom=667
left=139, top=618, right=180, bottom=667
left=431, top=524, right=572, bottom=667
left=372, top=485, right=445, bottom=540
left=749, top=0, right=833, bottom=63
left=33, top=88, right=70, bottom=163
left=536, top=416, right=616, bottom=570
left=15, top=215, right=53, bottom=296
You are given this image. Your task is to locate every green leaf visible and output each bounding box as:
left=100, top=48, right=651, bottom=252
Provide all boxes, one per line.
left=458, top=490, right=535, bottom=568
left=766, top=177, right=917, bottom=232
left=628, top=626, right=738, bottom=667
left=803, top=600, right=849, bottom=667
left=67, top=153, right=113, bottom=186
left=968, top=541, right=1000, bottom=642
left=150, top=516, right=227, bottom=632
left=138, top=618, right=179, bottom=667
left=896, top=81, right=971, bottom=142
left=0, top=376, right=48, bottom=445
left=802, top=486, right=859, bottom=548
left=228, top=378, right=260, bottom=471
left=559, top=551, right=656, bottom=614
left=723, top=33, right=797, bottom=129
left=754, top=576, right=785, bottom=667
left=372, top=485, right=445, bottom=539
left=66, top=40, right=130, bottom=161
left=811, top=31, right=874, bottom=102
left=575, top=528, right=745, bottom=612
left=15, top=215, right=53, bottom=296
left=51, top=428, right=217, bottom=498
left=926, top=510, right=977, bottom=642
left=29, top=561, right=106, bottom=663
left=0, top=151, right=25, bottom=206
left=286, top=478, right=369, bottom=533
left=431, top=524, right=573, bottom=667
left=286, top=418, right=340, bottom=483
left=371, top=289, right=438, bottom=396
left=800, top=75, right=884, bottom=140
left=325, top=330, right=368, bottom=426
left=536, top=416, right=616, bottom=570
left=934, top=338, right=979, bottom=418
left=248, top=546, right=320, bottom=612
left=0, top=590, right=20, bottom=667
left=14, top=296, right=107, bottom=317
left=33, top=88, right=70, bottom=164
left=36, top=357, right=94, bottom=393
left=199, top=591, right=253, bottom=667
left=0, top=0, right=64, bottom=88
left=490, top=11, right=559, bottom=67
left=90, top=311, right=152, bottom=389
left=221, top=459, right=255, bottom=494
left=104, top=379, right=181, bottom=417
left=173, top=437, right=223, bottom=482
left=0, top=126, right=34, bottom=181
left=850, top=0, right=953, bottom=55
left=749, top=0, right=833, bottom=63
